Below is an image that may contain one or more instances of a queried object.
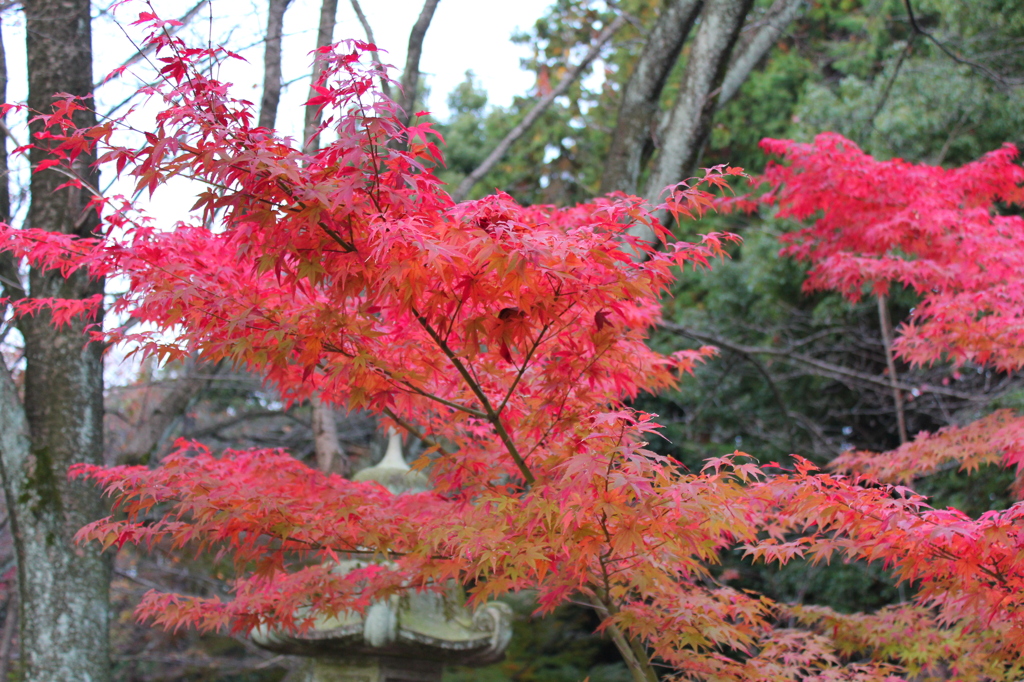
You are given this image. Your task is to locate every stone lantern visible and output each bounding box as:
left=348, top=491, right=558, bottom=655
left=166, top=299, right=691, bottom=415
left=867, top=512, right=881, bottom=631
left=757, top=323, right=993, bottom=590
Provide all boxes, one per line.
left=254, top=430, right=513, bottom=682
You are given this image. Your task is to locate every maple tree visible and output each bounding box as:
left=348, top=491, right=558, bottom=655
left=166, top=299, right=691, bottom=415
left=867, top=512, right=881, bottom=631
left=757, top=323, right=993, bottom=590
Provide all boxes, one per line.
left=9, top=6, right=1024, bottom=682
left=749, top=132, right=1024, bottom=678
left=755, top=132, right=1024, bottom=479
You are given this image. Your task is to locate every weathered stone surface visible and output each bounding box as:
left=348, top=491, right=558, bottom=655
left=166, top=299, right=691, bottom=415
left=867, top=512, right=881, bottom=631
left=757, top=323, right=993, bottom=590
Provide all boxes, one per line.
left=254, top=430, right=512, bottom=671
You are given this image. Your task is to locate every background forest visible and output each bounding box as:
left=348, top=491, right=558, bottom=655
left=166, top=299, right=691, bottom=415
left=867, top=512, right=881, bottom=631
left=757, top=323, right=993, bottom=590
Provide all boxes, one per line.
left=0, top=0, right=1022, bottom=680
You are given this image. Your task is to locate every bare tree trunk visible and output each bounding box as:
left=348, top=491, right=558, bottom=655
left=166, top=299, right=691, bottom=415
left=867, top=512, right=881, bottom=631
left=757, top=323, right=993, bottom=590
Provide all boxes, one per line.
left=1, top=3, right=111, bottom=681
left=453, top=14, right=627, bottom=202
left=260, top=0, right=292, bottom=130
left=642, top=0, right=754, bottom=235
left=311, top=395, right=347, bottom=475
left=878, top=294, right=909, bottom=444
left=397, top=0, right=441, bottom=126
left=349, top=0, right=392, bottom=99
left=303, top=0, right=339, bottom=153
left=600, top=0, right=703, bottom=195
left=716, top=0, right=804, bottom=109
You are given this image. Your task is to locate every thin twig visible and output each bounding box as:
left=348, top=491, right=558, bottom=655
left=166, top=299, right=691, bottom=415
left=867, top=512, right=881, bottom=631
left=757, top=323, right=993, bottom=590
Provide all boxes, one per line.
left=877, top=294, right=909, bottom=443
left=659, top=321, right=978, bottom=401
left=903, top=0, right=1009, bottom=89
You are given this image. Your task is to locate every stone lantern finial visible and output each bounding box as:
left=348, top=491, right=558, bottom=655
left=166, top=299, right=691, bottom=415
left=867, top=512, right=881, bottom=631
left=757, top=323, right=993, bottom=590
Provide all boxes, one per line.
left=351, top=428, right=430, bottom=494
left=253, top=426, right=513, bottom=682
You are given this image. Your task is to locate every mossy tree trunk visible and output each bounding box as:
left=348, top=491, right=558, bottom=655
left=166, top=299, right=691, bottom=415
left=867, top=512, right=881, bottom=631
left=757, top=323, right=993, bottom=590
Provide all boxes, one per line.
left=0, top=1, right=110, bottom=680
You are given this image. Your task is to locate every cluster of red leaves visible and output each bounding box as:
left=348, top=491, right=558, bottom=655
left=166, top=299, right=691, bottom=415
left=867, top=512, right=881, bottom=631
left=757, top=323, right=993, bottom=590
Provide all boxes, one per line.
left=8, top=8, right=1024, bottom=681
left=761, top=133, right=1024, bottom=371
left=832, top=410, right=1024, bottom=497
left=750, top=133, right=1024, bottom=680
left=758, top=133, right=1024, bottom=480
left=756, top=133, right=1024, bottom=494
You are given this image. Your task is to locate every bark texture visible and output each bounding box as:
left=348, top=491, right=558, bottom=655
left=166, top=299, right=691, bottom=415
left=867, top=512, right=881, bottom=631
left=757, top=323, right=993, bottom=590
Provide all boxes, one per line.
left=639, top=0, right=753, bottom=238
left=349, top=0, right=391, bottom=99
left=303, top=0, right=339, bottom=153
left=397, top=0, right=440, bottom=126
left=600, top=0, right=703, bottom=195
left=260, top=0, right=292, bottom=130
left=311, top=395, right=347, bottom=475
left=717, top=0, right=803, bottom=109
left=114, top=360, right=215, bottom=465
left=0, top=2, right=111, bottom=680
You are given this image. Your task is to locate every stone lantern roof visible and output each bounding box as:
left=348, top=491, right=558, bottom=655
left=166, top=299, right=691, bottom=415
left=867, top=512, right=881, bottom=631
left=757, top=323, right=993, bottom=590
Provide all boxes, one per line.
left=254, top=574, right=512, bottom=667
left=253, top=429, right=513, bottom=680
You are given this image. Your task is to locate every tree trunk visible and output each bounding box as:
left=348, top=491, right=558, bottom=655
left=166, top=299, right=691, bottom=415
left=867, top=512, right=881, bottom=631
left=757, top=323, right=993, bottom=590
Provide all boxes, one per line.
left=349, top=0, right=392, bottom=99
left=303, top=0, right=339, bottom=153
left=600, top=0, right=703, bottom=195
left=397, top=0, right=441, bottom=126
left=0, top=2, right=111, bottom=680
left=260, top=0, right=292, bottom=130
left=642, top=0, right=754, bottom=234
left=716, top=0, right=804, bottom=109
left=114, top=358, right=218, bottom=465
left=311, top=395, right=347, bottom=475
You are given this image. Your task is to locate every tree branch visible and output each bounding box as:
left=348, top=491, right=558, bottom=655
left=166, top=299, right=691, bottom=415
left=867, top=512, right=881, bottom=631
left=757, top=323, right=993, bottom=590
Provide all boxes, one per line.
left=902, top=0, right=1009, bottom=90
left=413, top=311, right=535, bottom=485
left=96, top=0, right=211, bottom=90
left=348, top=0, right=391, bottom=99
left=861, top=37, right=914, bottom=138
left=453, top=14, right=627, bottom=201
left=397, top=0, right=440, bottom=126
left=877, top=294, right=909, bottom=443
left=694, top=326, right=844, bottom=456
left=717, top=0, right=804, bottom=109
left=659, top=321, right=978, bottom=401
left=587, top=589, right=658, bottom=682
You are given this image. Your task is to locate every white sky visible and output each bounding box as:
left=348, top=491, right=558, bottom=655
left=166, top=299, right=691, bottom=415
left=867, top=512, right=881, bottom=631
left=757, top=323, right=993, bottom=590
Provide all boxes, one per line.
left=4, top=0, right=554, bottom=143
left=103, top=0, right=553, bottom=126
